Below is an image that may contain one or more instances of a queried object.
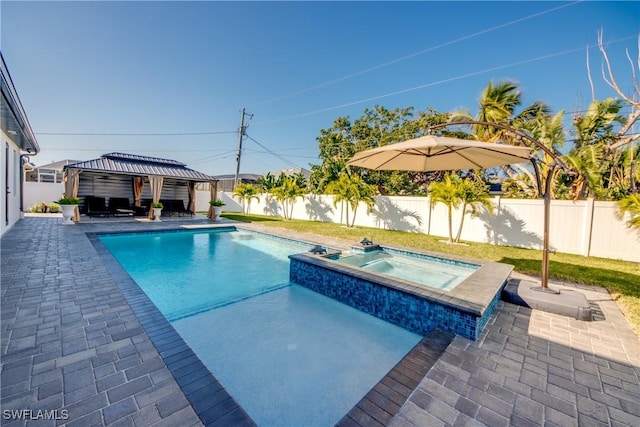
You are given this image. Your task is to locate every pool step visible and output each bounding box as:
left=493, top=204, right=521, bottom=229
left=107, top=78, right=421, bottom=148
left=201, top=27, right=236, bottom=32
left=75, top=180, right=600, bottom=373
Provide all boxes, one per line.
left=336, top=328, right=455, bottom=427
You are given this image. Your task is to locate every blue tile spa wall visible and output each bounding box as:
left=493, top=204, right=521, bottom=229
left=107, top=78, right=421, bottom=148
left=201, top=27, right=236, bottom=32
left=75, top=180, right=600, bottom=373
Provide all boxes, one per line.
left=289, top=255, right=488, bottom=340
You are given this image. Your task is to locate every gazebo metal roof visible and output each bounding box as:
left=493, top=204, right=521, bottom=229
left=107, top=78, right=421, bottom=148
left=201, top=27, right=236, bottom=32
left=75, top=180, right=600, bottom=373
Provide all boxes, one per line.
left=65, top=152, right=216, bottom=181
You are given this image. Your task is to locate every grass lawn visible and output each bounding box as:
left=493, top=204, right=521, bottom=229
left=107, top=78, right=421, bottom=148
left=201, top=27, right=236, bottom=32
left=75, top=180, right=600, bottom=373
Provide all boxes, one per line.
left=222, top=212, right=640, bottom=335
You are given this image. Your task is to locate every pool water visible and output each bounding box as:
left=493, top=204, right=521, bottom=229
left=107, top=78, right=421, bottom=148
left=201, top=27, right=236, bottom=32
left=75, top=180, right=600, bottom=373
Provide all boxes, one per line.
left=100, top=229, right=421, bottom=426
left=99, top=230, right=307, bottom=321
left=335, top=250, right=477, bottom=291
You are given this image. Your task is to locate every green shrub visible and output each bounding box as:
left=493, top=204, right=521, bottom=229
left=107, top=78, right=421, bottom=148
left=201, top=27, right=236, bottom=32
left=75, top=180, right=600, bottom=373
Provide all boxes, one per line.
left=28, top=202, right=49, bottom=213
left=56, top=196, right=81, bottom=205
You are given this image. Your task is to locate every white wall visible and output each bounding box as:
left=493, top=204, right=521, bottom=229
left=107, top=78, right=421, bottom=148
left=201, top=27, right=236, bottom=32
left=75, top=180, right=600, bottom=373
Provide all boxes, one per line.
left=194, top=190, right=243, bottom=213
left=1, top=131, right=24, bottom=236
left=23, top=182, right=64, bottom=211
left=218, top=191, right=640, bottom=263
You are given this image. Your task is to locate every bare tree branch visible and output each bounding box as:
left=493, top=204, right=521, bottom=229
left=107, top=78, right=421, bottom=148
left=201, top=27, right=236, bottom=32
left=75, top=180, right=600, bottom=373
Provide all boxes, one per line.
left=597, top=30, right=633, bottom=103
left=597, top=30, right=640, bottom=150
left=586, top=45, right=595, bottom=101
left=626, top=44, right=640, bottom=97
left=611, top=130, right=640, bottom=151
left=512, top=163, right=537, bottom=188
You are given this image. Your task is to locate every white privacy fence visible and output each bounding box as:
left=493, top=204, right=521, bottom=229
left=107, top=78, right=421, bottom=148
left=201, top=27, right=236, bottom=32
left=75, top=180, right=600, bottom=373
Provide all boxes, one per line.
left=25, top=184, right=637, bottom=262
left=24, top=182, right=65, bottom=210
left=202, top=191, right=640, bottom=263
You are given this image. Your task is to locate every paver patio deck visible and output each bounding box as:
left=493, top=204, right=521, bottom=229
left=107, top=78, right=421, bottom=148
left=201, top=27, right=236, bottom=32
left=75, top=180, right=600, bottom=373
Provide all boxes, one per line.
left=1, top=215, right=638, bottom=426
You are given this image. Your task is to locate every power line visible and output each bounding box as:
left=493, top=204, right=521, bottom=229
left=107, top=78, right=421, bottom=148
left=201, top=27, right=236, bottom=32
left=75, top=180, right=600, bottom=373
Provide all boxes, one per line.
left=241, top=153, right=284, bottom=171
left=42, top=147, right=233, bottom=152
left=245, top=134, right=302, bottom=169
left=186, top=150, right=237, bottom=166
left=35, top=130, right=237, bottom=136
left=255, top=35, right=638, bottom=126
left=244, top=149, right=317, bottom=159
left=251, top=0, right=584, bottom=107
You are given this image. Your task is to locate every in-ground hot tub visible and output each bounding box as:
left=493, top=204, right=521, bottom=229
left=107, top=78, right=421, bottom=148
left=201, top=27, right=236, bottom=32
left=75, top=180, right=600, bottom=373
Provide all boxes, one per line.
left=289, top=243, right=513, bottom=340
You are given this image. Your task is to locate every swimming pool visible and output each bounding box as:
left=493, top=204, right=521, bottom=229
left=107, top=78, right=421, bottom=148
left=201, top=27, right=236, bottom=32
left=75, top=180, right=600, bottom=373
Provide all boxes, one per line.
left=99, top=228, right=421, bottom=426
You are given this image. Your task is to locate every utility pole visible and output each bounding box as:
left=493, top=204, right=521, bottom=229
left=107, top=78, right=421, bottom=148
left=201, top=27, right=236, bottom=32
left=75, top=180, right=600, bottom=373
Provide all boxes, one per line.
left=233, top=108, right=247, bottom=190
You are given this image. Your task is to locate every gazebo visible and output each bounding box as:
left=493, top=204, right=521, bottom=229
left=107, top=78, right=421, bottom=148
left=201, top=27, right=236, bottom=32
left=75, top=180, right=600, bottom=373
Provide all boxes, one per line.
left=63, top=152, right=218, bottom=221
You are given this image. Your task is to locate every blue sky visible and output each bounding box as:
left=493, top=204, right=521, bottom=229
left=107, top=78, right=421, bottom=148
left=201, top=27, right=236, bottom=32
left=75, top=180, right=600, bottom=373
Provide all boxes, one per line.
left=2, top=1, right=639, bottom=176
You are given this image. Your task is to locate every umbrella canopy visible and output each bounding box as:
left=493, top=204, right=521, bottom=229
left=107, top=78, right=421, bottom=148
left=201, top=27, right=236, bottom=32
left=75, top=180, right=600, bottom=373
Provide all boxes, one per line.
left=347, top=135, right=534, bottom=171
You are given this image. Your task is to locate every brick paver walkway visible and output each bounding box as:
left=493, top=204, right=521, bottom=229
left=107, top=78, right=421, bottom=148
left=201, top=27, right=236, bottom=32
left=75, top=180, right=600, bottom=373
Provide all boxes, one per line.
left=2, top=216, right=639, bottom=426
left=391, top=278, right=640, bottom=427
left=1, top=217, right=208, bottom=426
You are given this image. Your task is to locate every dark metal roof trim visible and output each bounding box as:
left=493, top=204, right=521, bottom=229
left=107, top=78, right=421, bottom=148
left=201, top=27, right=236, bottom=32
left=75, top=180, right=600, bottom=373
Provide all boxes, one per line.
left=65, top=153, right=215, bottom=181
left=1, top=52, right=40, bottom=154
left=103, top=152, right=186, bottom=167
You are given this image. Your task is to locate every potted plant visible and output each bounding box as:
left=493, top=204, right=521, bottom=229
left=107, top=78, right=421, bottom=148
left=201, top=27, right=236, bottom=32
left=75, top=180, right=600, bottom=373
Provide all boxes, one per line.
left=56, top=196, right=81, bottom=225
left=209, top=199, right=225, bottom=220
left=152, top=202, right=163, bottom=222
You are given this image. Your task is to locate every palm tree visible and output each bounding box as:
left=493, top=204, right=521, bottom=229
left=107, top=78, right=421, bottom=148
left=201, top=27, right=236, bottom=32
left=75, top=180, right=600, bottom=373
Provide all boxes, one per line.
left=428, top=173, right=462, bottom=243
left=615, top=194, right=640, bottom=235
left=233, top=183, right=260, bottom=214
left=325, top=172, right=377, bottom=227
left=572, top=98, right=625, bottom=149
left=562, top=98, right=627, bottom=200
left=257, top=172, right=278, bottom=194
left=453, top=80, right=550, bottom=143
left=454, top=178, right=494, bottom=243
left=525, top=110, right=566, bottom=198
left=563, top=143, right=606, bottom=199
left=271, top=176, right=305, bottom=220
left=451, top=80, right=553, bottom=195
left=291, top=172, right=308, bottom=188
left=605, top=144, right=640, bottom=199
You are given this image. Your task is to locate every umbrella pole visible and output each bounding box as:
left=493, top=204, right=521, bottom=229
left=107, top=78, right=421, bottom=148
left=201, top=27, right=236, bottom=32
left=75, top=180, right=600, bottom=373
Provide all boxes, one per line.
left=531, top=161, right=559, bottom=293
left=541, top=181, right=551, bottom=289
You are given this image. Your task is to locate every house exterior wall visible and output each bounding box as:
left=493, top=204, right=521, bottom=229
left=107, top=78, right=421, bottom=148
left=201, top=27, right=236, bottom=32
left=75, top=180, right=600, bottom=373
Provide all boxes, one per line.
left=1, top=130, right=23, bottom=236
left=1, top=53, right=40, bottom=236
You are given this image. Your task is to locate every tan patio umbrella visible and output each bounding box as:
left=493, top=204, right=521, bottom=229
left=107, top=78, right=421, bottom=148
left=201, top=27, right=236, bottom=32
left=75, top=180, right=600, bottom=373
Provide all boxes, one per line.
left=347, top=134, right=568, bottom=293
left=347, top=135, right=534, bottom=171
left=347, top=135, right=561, bottom=291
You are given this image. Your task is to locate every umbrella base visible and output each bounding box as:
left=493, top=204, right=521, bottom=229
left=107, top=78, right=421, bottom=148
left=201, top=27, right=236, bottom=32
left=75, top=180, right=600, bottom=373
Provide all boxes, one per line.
left=530, top=286, right=560, bottom=294
left=503, top=278, right=593, bottom=321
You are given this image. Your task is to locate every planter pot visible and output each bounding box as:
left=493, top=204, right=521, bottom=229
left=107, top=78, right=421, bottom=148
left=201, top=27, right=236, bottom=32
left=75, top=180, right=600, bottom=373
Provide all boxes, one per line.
left=153, top=208, right=162, bottom=222
left=60, top=205, right=77, bottom=225
left=212, top=206, right=222, bottom=220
